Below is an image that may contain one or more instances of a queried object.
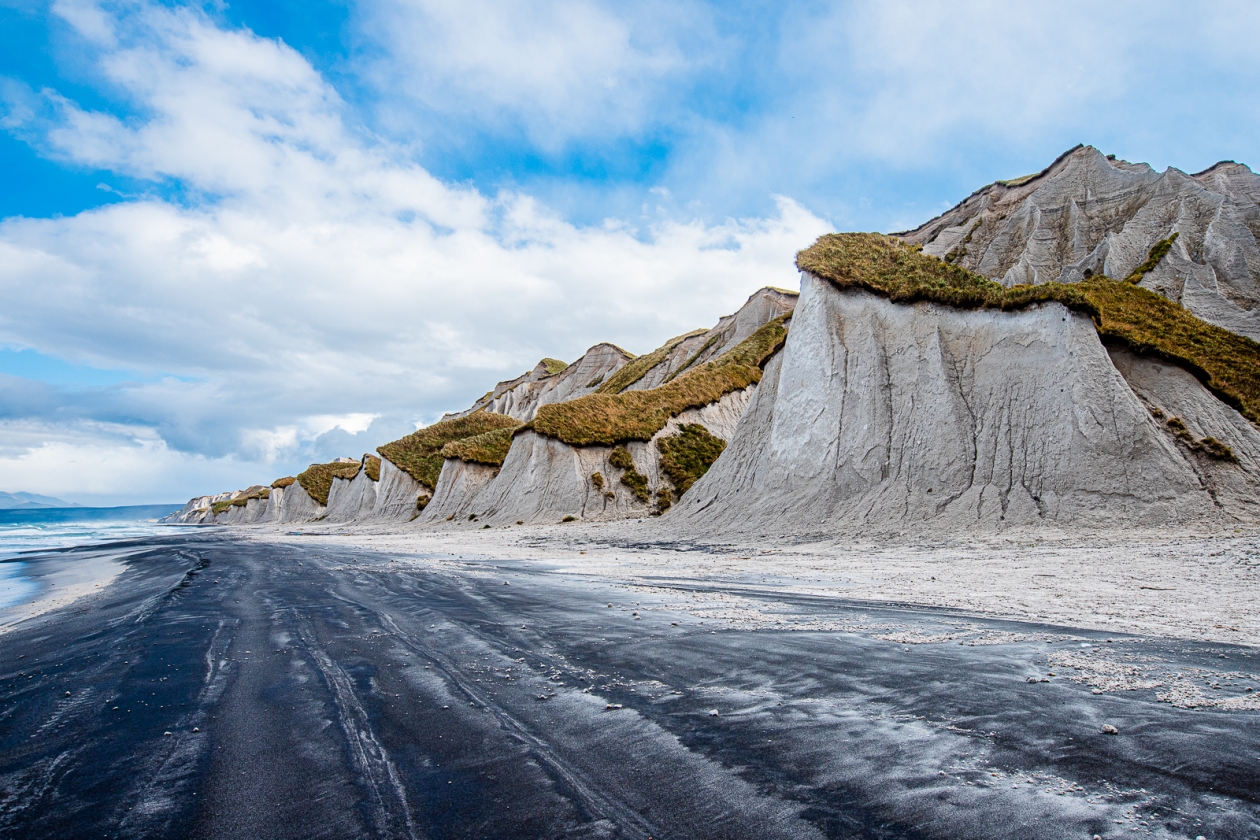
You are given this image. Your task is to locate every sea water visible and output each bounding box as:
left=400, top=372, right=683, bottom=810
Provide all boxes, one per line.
left=0, top=507, right=181, bottom=612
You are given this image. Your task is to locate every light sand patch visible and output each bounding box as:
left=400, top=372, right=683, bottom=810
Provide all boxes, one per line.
left=242, top=522, right=1260, bottom=649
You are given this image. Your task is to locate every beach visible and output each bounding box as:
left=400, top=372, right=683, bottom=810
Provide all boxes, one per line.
left=0, top=526, right=1256, bottom=838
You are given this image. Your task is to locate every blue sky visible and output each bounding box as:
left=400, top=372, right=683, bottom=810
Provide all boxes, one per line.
left=0, top=0, right=1258, bottom=505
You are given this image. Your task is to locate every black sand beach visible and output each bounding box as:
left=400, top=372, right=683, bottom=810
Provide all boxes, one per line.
left=0, top=534, right=1257, bottom=839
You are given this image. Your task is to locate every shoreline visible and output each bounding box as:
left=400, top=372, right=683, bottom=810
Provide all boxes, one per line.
left=0, top=547, right=130, bottom=634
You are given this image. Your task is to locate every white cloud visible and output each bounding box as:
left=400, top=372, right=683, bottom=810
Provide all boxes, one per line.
left=0, top=419, right=251, bottom=505
left=358, top=0, right=712, bottom=147
left=0, top=0, right=827, bottom=502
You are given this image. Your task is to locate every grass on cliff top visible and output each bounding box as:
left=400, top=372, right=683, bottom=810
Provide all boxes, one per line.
left=363, top=454, right=381, bottom=482
left=797, top=232, right=1260, bottom=426
left=530, top=316, right=789, bottom=446
left=271, top=476, right=296, bottom=489
left=540, top=358, right=569, bottom=376
left=296, top=461, right=364, bottom=506
left=596, top=329, right=707, bottom=394
left=439, top=425, right=521, bottom=467
left=212, top=486, right=270, bottom=516
left=378, top=412, right=520, bottom=489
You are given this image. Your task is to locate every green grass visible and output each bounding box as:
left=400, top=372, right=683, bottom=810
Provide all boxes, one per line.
left=378, top=412, right=521, bottom=489
left=653, top=487, right=672, bottom=515
left=657, top=423, right=728, bottom=495
left=607, top=446, right=649, bottom=502
left=271, top=476, right=296, bottom=489
left=1125, top=233, right=1179, bottom=283
left=439, top=425, right=521, bottom=467
left=530, top=317, right=788, bottom=446
left=596, top=329, right=707, bottom=394
left=211, top=486, right=270, bottom=516
left=797, top=232, right=1260, bottom=427
left=296, top=461, right=364, bottom=506
left=620, top=468, right=649, bottom=502
left=540, top=358, right=569, bottom=376
left=608, top=447, right=634, bottom=470
left=363, top=455, right=381, bottom=482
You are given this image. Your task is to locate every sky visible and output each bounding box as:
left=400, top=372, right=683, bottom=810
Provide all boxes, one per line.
left=1, top=0, right=1258, bottom=505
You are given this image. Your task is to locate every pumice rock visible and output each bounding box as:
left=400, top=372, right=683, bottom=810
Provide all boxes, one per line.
left=670, top=238, right=1260, bottom=537
left=898, top=145, right=1260, bottom=340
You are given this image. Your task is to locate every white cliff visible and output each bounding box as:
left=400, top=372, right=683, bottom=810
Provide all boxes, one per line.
left=670, top=272, right=1260, bottom=537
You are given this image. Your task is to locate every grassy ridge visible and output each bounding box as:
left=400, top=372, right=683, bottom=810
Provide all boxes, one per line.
left=363, top=454, right=381, bottom=482
left=530, top=317, right=789, bottom=446
left=797, top=232, right=1260, bottom=426
left=211, top=486, right=270, bottom=516
left=378, top=413, right=520, bottom=489
left=440, top=425, right=521, bottom=467
left=540, top=358, right=569, bottom=376
left=296, top=461, right=363, bottom=506
left=596, top=329, right=706, bottom=394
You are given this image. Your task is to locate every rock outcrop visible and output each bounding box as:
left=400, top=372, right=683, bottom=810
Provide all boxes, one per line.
left=897, top=145, right=1260, bottom=340
left=422, top=388, right=753, bottom=525
left=670, top=269, right=1260, bottom=537
left=414, top=287, right=795, bottom=523
left=448, top=344, right=633, bottom=421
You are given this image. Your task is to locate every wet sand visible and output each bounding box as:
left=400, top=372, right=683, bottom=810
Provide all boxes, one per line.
left=0, top=530, right=1257, bottom=838
left=0, top=545, right=132, bottom=634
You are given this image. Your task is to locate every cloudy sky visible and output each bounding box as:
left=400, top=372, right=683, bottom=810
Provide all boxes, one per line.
left=1, top=0, right=1257, bottom=505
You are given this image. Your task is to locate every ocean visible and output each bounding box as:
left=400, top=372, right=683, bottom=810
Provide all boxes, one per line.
left=0, top=505, right=182, bottom=611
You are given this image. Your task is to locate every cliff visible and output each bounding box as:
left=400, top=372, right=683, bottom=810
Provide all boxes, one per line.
left=166, top=148, right=1260, bottom=537
left=670, top=234, right=1260, bottom=536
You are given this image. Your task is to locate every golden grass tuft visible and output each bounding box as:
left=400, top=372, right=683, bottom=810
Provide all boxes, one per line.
left=363, top=454, right=381, bottom=482
left=439, top=425, right=521, bottom=467
left=531, top=317, right=788, bottom=446
left=540, top=358, right=569, bottom=376
left=657, top=423, right=728, bottom=496
left=271, top=476, right=296, bottom=489
left=797, top=232, right=1260, bottom=427
left=296, top=461, right=363, bottom=506
left=378, top=412, right=520, bottom=489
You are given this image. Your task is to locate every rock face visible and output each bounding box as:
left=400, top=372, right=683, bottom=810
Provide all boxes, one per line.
left=448, top=344, right=633, bottom=421
left=371, top=457, right=427, bottom=521
left=670, top=272, right=1260, bottom=536
left=422, top=388, right=753, bottom=525
left=897, top=145, right=1260, bottom=340
left=325, top=468, right=378, bottom=523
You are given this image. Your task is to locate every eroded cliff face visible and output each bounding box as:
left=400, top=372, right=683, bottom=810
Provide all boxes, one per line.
left=422, top=388, right=753, bottom=525
left=409, top=287, right=795, bottom=525
left=372, top=457, right=427, bottom=520
left=898, top=145, right=1260, bottom=339
left=325, top=469, right=378, bottom=523
left=448, top=343, right=633, bottom=422
left=671, top=272, right=1260, bottom=536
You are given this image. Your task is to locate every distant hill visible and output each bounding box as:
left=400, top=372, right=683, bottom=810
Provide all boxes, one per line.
left=0, top=491, right=78, bottom=510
